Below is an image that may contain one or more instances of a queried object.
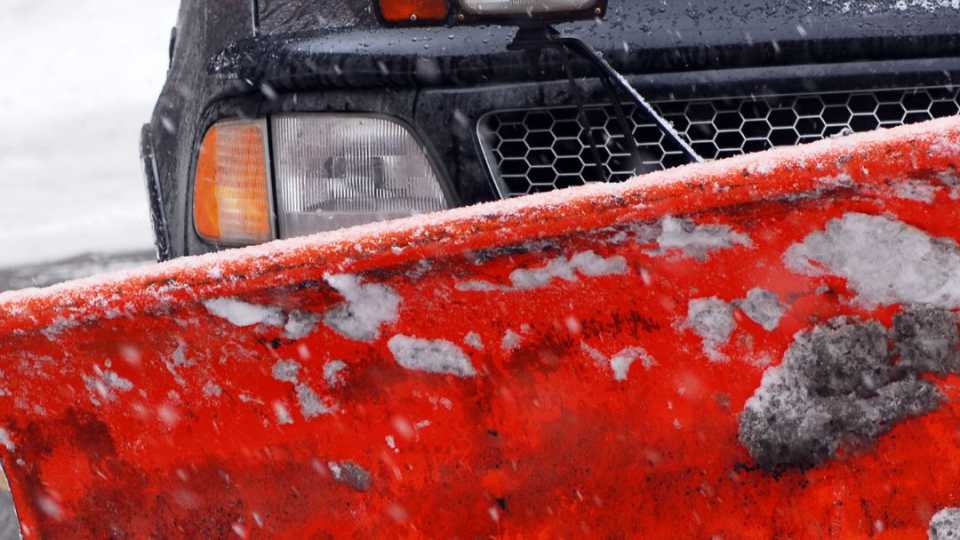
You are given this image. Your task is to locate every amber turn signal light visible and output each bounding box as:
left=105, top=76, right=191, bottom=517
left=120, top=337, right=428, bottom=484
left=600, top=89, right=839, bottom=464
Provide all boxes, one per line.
left=377, top=0, right=449, bottom=23
left=193, top=119, right=274, bottom=245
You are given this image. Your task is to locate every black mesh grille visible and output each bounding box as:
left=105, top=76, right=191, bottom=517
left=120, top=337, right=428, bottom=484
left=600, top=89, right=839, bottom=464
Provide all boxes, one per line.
left=479, top=87, right=960, bottom=197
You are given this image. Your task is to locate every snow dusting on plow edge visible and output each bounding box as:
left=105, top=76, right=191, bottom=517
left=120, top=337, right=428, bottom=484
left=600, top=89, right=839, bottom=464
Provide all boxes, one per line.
left=1, top=116, right=959, bottom=327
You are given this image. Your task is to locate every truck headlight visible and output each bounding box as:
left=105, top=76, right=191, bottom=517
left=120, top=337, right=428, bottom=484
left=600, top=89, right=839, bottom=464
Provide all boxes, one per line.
left=193, top=119, right=275, bottom=245
left=271, top=115, right=450, bottom=238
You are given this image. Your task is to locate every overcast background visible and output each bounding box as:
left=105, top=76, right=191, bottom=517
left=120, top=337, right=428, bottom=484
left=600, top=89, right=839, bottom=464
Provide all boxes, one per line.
left=0, top=0, right=180, bottom=268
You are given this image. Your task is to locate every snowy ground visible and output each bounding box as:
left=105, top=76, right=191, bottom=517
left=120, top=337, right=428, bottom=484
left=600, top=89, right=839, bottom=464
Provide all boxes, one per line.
left=0, top=0, right=180, bottom=286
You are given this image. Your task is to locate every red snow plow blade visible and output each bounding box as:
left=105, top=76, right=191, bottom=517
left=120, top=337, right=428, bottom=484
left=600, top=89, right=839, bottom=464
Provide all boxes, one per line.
left=3, top=118, right=960, bottom=539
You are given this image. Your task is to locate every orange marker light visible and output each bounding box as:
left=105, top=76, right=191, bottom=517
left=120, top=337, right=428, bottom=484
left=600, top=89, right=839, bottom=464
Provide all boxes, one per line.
left=378, top=0, right=449, bottom=23
left=193, top=119, right=274, bottom=245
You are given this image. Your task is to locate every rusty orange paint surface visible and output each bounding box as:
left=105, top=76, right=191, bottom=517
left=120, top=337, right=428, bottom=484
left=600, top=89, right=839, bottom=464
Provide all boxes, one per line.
left=2, top=118, right=960, bottom=538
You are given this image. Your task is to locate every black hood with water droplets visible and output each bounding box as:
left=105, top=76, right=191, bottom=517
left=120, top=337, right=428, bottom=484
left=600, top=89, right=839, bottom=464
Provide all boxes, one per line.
left=211, top=0, right=960, bottom=92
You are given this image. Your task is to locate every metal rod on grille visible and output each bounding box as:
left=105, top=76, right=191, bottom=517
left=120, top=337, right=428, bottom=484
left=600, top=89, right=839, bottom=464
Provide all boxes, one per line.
left=561, top=50, right=608, bottom=183
left=557, top=36, right=704, bottom=164
left=596, top=73, right=644, bottom=175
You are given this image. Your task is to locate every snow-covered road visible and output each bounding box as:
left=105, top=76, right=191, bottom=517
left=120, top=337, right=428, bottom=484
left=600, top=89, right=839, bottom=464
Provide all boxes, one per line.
left=0, top=0, right=180, bottom=269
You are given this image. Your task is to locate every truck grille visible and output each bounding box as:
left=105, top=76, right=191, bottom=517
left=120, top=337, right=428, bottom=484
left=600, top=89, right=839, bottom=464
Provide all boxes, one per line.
left=478, top=87, right=960, bottom=197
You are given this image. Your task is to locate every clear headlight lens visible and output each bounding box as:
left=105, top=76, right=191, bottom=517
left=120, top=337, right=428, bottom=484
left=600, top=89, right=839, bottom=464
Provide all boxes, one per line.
left=458, top=0, right=600, bottom=15
left=271, top=115, right=449, bottom=238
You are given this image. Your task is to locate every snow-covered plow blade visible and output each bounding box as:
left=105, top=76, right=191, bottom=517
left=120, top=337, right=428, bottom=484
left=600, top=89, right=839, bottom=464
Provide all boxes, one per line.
left=3, top=118, right=960, bottom=538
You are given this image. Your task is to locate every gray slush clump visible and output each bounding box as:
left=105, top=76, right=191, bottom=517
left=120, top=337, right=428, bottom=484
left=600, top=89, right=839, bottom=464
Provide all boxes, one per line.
left=738, top=310, right=959, bottom=472
left=930, top=508, right=960, bottom=540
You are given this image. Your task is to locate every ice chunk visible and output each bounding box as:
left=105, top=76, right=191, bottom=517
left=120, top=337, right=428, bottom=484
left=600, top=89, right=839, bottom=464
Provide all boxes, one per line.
left=272, top=360, right=335, bottom=418
left=892, top=179, right=939, bottom=203
left=930, top=508, right=960, bottom=540
left=202, top=381, right=223, bottom=398
left=737, top=288, right=786, bottom=331
left=610, top=347, right=657, bottom=381
left=328, top=461, right=372, bottom=492
left=653, top=216, right=752, bottom=260
left=271, top=360, right=301, bottom=384
left=163, top=343, right=195, bottom=386
left=501, top=329, right=522, bottom=352
left=464, top=332, right=484, bottom=351
left=0, top=428, right=15, bottom=452
left=785, top=213, right=960, bottom=308
left=203, top=298, right=284, bottom=327
left=388, top=335, right=476, bottom=378
left=458, top=251, right=628, bottom=292
left=582, top=342, right=656, bottom=381
left=323, top=360, right=348, bottom=387
left=323, top=274, right=401, bottom=341
left=738, top=315, right=954, bottom=472
left=284, top=311, right=320, bottom=340
left=893, top=306, right=960, bottom=374
left=273, top=402, right=293, bottom=425
left=296, top=384, right=335, bottom=418
left=685, top=298, right=736, bottom=362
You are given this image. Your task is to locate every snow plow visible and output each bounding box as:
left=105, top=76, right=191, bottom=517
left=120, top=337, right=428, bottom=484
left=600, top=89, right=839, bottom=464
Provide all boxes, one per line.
left=2, top=116, right=960, bottom=538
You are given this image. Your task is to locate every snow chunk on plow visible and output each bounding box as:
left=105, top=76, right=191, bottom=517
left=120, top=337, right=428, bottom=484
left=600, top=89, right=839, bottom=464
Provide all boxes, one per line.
left=388, top=336, right=477, bottom=378
left=786, top=212, right=960, bottom=308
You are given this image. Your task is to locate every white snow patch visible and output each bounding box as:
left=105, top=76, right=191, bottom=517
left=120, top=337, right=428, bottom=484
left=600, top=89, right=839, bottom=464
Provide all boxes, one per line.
left=737, top=288, right=786, bottom=331
left=652, top=216, right=752, bottom=260
left=457, top=251, right=628, bottom=292
left=203, top=298, right=284, bottom=327
left=284, top=311, right=320, bottom=340
left=41, top=317, right=80, bottom=341
left=323, top=360, right=348, bottom=388
left=0, top=428, right=15, bottom=452
left=937, top=172, right=960, bottom=200
left=892, top=179, right=939, bottom=203
left=323, top=274, right=401, bottom=341
left=581, top=342, right=607, bottom=365
left=83, top=364, right=134, bottom=405
left=163, top=343, right=195, bottom=387
left=785, top=212, right=960, bottom=308
left=202, top=381, right=223, bottom=398
left=296, top=383, right=335, bottom=418
left=464, top=331, right=484, bottom=351
left=582, top=343, right=656, bottom=380
left=610, top=347, right=657, bottom=381
left=272, top=360, right=301, bottom=384
left=818, top=172, right=855, bottom=189
left=388, top=335, right=477, bottom=378
left=272, top=360, right=335, bottom=418
left=685, top=298, right=736, bottom=362
left=501, top=329, right=523, bottom=352
left=273, top=402, right=293, bottom=425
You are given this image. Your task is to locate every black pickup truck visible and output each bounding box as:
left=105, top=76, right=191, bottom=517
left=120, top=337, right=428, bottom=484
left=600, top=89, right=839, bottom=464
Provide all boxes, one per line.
left=141, top=0, right=960, bottom=261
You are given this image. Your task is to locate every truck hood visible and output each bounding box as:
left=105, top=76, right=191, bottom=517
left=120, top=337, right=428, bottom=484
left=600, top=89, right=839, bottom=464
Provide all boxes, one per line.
left=212, top=0, right=960, bottom=91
